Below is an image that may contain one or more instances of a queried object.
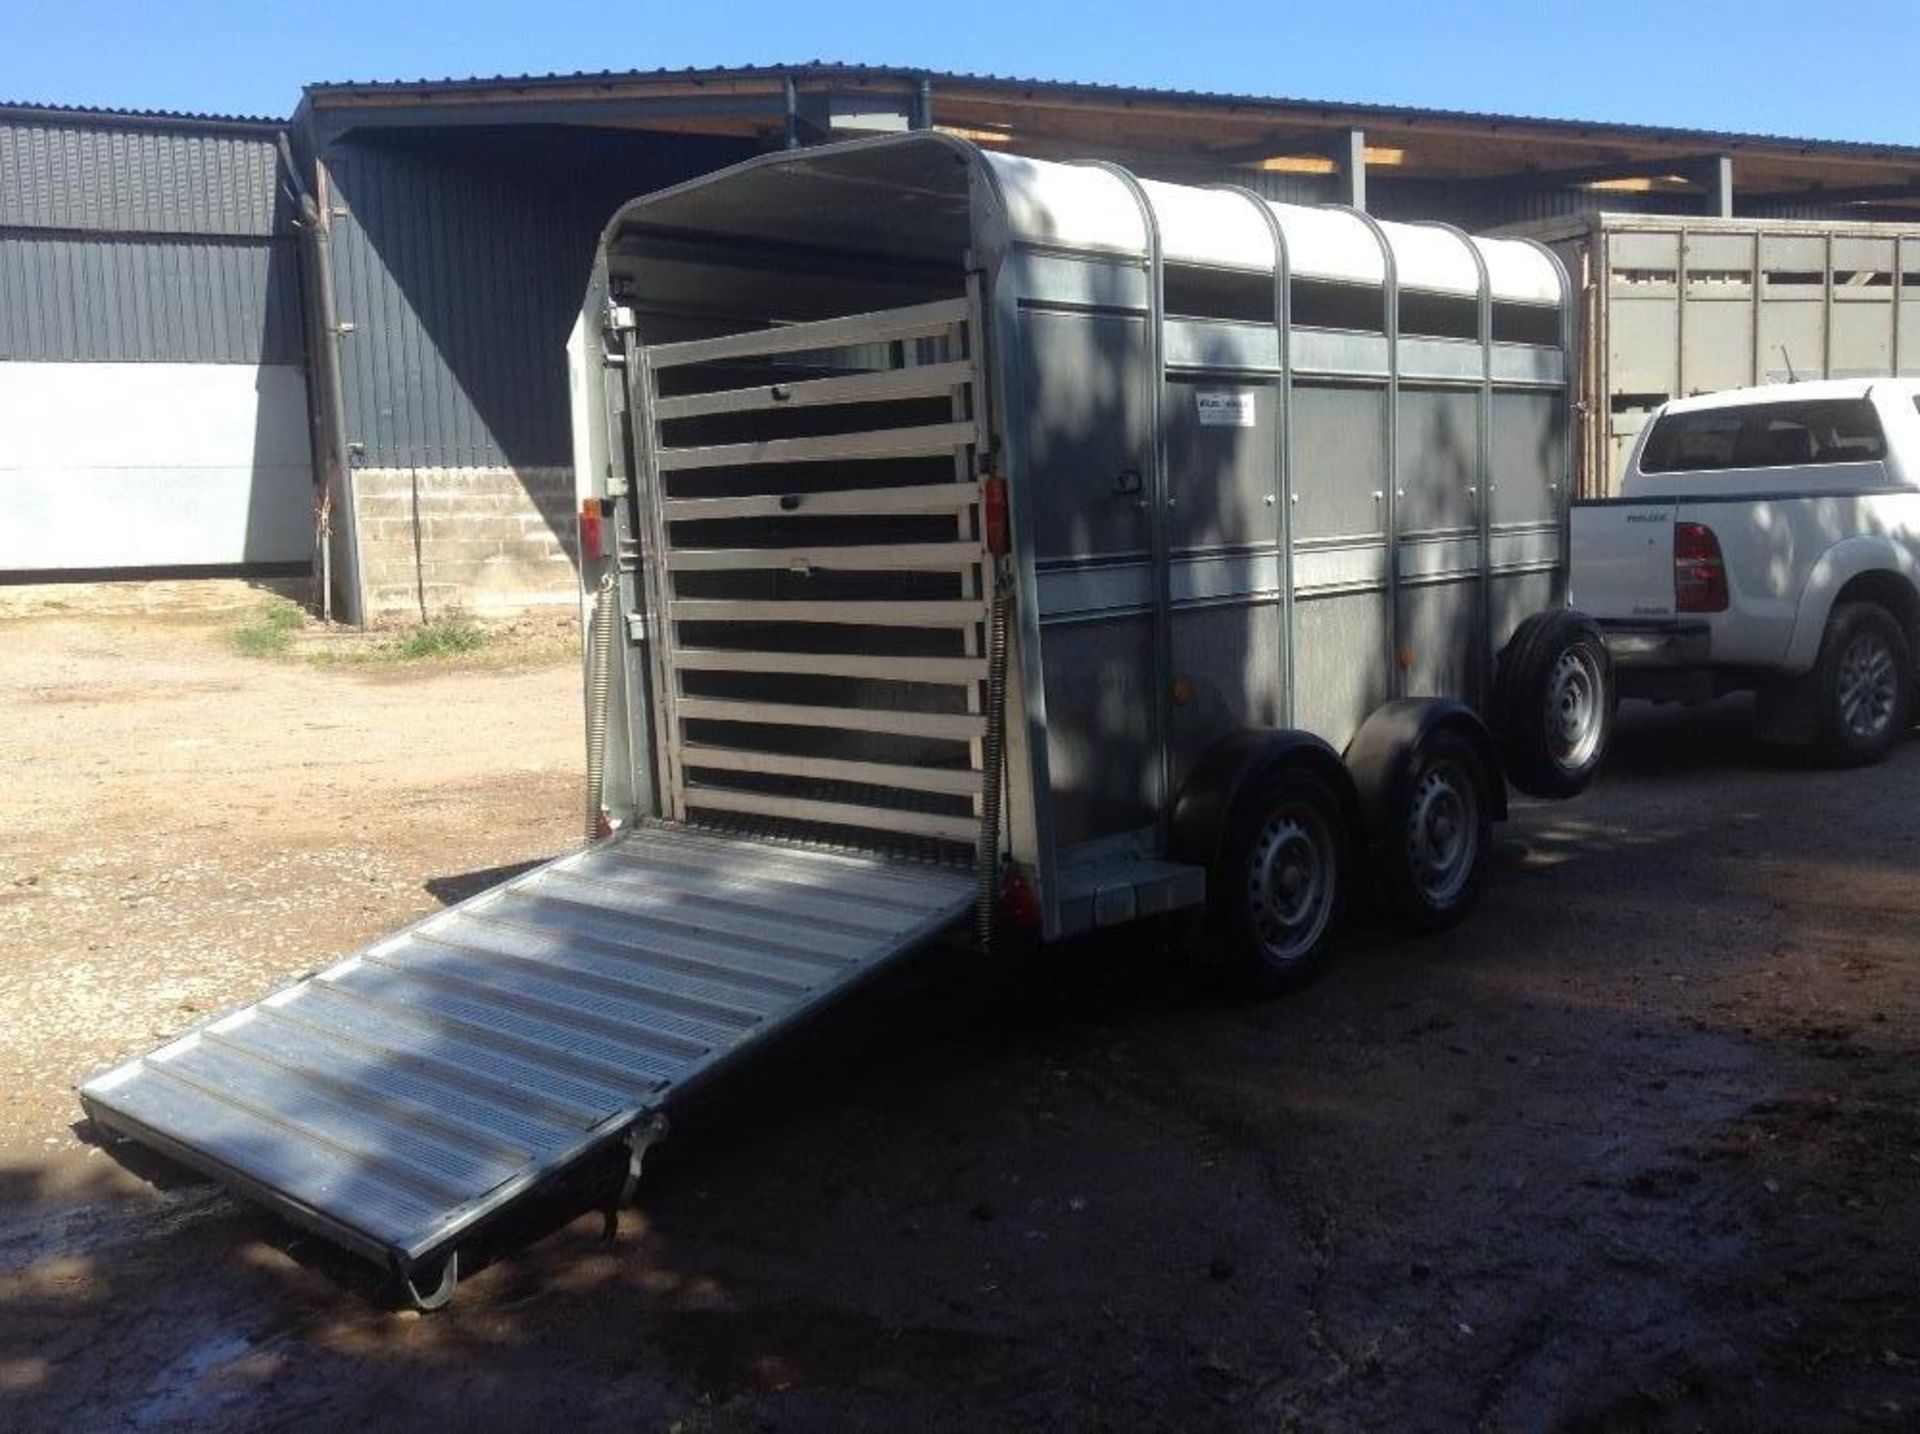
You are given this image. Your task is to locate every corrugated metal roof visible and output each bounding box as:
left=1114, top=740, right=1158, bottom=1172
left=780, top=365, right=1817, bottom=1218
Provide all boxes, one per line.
left=302, top=61, right=1920, bottom=162
left=0, top=99, right=286, bottom=130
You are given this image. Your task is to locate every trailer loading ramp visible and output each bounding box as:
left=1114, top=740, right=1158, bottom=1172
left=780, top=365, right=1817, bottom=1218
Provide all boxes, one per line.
left=78, top=827, right=972, bottom=1305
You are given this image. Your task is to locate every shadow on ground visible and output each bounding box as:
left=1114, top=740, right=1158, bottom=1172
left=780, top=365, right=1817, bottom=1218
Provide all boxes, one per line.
left=8, top=708, right=1920, bottom=1429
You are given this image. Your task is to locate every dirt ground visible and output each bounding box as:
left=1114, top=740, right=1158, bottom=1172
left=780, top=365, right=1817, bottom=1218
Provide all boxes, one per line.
left=1, top=600, right=1916, bottom=1431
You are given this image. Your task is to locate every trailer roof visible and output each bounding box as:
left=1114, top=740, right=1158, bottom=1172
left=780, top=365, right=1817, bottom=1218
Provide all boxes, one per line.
left=607, top=133, right=1564, bottom=306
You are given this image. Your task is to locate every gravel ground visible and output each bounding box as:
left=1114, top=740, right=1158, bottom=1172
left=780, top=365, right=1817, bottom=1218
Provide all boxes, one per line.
left=1, top=604, right=1915, bottom=1431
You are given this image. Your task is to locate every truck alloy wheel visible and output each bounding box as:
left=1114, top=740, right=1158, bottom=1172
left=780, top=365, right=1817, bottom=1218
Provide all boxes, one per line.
left=1813, top=601, right=1914, bottom=766
left=1838, top=631, right=1899, bottom=741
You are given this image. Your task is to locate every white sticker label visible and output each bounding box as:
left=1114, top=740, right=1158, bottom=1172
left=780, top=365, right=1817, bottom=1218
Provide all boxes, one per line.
left=1196, top=389, right=1256, bottom=427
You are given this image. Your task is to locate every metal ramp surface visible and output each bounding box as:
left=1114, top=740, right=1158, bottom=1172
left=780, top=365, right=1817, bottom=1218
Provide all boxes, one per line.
left=79, top=827, right=971, bottom=1285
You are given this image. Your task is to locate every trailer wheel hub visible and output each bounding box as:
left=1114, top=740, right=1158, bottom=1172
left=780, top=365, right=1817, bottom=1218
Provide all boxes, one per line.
left=1546, top=647, right=1605, bottom=770
left=1405, top=762, right=1477, bottom=906
left=1247, top=806, right=1336, bottom=964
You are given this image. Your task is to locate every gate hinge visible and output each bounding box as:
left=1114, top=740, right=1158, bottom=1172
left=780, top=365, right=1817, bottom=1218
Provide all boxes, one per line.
left=625, top=611, right=649, bottom=644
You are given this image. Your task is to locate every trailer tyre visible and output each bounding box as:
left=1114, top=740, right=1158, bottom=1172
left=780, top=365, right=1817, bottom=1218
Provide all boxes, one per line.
left=1811, top=600, right=1913, bottom=766
left=1211, top=763, right=1352, bottom=996
left=1379, top=727, right=1493, bottom=934
left=1495, top=610, right=1614, bottom=798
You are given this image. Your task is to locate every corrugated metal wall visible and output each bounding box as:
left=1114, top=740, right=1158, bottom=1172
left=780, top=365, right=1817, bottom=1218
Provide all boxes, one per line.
left=0, top=120, right=282, bottom=234
left=0, top=115, right=301, bottom=365
left=0, top=232, right=303, bottom=362
left=322, top=127, right=753, bottom=469
left=0, top=111, right=316, bottom=574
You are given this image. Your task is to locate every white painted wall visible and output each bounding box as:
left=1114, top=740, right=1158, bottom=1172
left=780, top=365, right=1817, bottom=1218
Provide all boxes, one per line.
left=0, top=362, right=313, bottom=570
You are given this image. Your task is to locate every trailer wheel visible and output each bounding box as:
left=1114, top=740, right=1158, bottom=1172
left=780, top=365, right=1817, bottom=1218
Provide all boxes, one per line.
left=1811, top=601, right=1913, bottom=766
left=1211, top=763, right=1352, bottom=995
left=1379, top=727, right=1493, bottom=933
left=1495, top=610, right=1614, bottom=798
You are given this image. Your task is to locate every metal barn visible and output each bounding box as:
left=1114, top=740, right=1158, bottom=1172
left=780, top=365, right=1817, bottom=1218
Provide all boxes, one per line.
left=16, top=66, right=1920, bottom=612
left=0, top=105, right=310, bottom=574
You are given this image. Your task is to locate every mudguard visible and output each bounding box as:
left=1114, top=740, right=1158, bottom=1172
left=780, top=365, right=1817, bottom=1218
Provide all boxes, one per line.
left=1169, top=729, right=1365, bottom=875
left=1344, top=699, right=1507, bottom=850
left=1782, top=537, right=1920, bottom=674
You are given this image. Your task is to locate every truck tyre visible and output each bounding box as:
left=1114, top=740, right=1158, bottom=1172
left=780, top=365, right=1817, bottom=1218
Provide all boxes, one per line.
left=1811, top=601, right=1913, bottom=766
left=1494, top=610, right=1614, bottom=798
left=1378, top=727, right=1494, bottom=934
left=1209, top=762, right=1352, bottom=996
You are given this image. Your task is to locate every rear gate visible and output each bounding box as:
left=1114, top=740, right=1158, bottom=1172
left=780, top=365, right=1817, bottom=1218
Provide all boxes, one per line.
left=632, top=289, right=993, bottom=861
left=80, top=829, right=973, bottom=1286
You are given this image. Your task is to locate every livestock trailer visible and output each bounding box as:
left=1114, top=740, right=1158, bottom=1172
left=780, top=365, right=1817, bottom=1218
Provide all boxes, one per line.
left=80, top=135, right=1611, bottom=1308
left=1510, top=211, right=1920, bottom=497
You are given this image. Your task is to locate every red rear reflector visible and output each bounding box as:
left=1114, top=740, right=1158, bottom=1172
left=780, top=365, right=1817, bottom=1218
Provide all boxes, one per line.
left=1674, top=521, right=1728, bottom=613
left=579, top=498, right=606, bottom=561
left=996, top=865, right=1043, bottom=930
left=983, top=475, right=1011, bottom=555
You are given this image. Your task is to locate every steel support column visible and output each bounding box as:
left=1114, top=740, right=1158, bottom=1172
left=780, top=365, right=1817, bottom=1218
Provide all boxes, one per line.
left=1339, top=128, right=1368, bottom=212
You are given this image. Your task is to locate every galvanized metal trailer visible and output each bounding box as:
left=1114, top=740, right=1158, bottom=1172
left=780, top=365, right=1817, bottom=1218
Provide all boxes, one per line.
left=81, top=134, right=1611, bottom=1307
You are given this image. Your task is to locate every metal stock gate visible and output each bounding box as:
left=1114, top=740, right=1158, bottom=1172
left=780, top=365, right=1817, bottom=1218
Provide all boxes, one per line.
left=633, top=292, right=994, bottom=857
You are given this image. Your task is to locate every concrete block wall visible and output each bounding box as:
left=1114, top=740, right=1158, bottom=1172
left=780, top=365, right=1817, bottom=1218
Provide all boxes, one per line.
left=353, top=466, right=578, bottom=618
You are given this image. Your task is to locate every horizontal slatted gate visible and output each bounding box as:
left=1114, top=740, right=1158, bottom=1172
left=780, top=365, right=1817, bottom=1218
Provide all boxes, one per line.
left=639, top=295, right=992, bottom=861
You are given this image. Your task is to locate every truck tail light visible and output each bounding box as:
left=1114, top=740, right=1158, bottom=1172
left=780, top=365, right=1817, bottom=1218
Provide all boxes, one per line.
left=1674, top=521, right=1728, bottom=613
left=982, top=475, right=1011, bottom=555
left=579, top=498, right=606, bottom=561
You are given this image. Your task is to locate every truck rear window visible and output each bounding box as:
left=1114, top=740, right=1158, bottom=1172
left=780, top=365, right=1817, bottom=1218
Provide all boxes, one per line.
left=1640, top=398, right=1887, bottom=473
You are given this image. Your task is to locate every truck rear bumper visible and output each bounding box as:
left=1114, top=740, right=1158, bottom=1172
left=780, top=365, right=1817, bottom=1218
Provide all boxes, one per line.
left=1597, top=618, right=1712, bottom=668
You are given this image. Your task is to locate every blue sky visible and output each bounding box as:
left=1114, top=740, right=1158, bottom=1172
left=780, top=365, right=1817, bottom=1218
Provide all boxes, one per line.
left=4, top=0, right=1919, bottom=147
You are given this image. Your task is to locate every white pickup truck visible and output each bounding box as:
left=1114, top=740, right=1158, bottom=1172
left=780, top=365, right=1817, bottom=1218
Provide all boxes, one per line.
left=1571, top=379, right=1920, bottom=764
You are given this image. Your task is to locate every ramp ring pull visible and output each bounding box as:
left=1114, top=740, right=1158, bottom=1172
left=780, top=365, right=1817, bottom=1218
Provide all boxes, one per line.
left=401, top=1249, right=459, bottom=1312
left=605, top=1113, right=671, bottom=1240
